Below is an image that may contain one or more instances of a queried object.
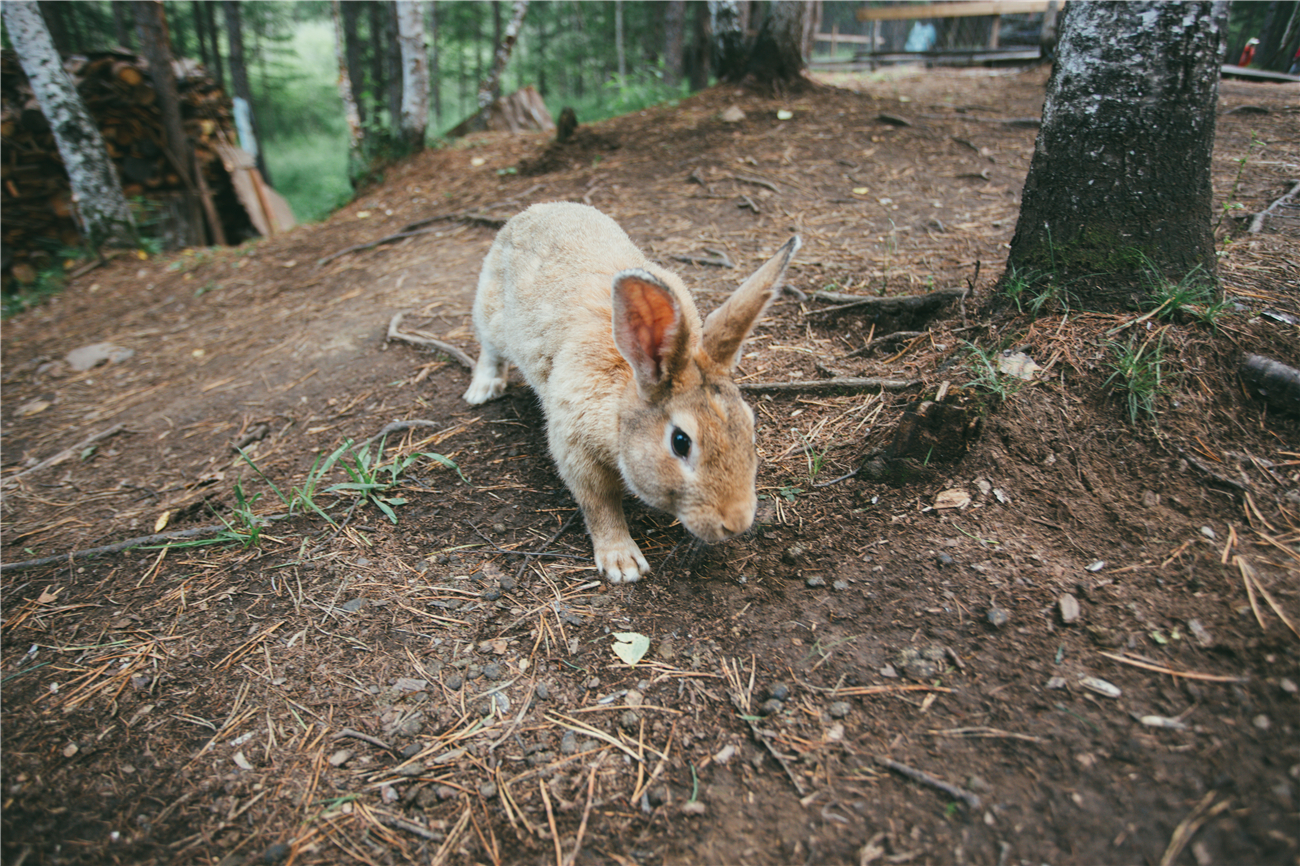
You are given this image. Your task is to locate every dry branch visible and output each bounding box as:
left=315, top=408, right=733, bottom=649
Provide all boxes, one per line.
left=875, top=756, right=981, bottom=809
left=1248, top=179, right=1300, bottom=233
left=740, top=377, right=920, bottom=394
left=386, top=312, right=476, bottom=370
left=806, top=288, right=965, bottom=319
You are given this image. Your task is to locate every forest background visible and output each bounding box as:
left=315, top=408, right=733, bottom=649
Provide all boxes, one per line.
left=2, top=0, right=1290, bottom=230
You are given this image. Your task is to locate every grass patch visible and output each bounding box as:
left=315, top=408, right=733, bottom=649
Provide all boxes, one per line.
left=262, top=130, right=354, bottom=223
left=1104, top=330, right=1169, bottom=425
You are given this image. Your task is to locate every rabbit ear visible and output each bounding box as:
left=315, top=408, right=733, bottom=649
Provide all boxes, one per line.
left=613, top=269, right=689, bottom=396
left=702, top=236, right=801, bottom=370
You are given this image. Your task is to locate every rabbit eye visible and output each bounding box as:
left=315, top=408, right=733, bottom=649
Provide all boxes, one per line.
left=671, top=427, right=692, bottom=458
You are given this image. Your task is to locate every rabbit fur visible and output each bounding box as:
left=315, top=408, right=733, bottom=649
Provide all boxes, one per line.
left=463, top=202, right=799, bottom=583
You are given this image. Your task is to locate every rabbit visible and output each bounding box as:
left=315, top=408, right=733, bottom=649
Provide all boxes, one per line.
left=463, top=201, right=799, bottom=583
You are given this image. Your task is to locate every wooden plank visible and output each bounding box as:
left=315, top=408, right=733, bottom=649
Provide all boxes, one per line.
left=857, top=1, right=1050, bottom=22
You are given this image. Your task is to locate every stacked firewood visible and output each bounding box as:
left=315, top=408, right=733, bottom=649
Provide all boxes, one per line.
left=1, top=49, right=250, bottom=285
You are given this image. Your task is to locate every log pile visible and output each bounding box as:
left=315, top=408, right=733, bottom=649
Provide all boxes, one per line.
left=1, top=49, right=255, bottom=286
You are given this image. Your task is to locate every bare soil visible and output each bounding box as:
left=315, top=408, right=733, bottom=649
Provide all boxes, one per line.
left=2, top=67, right=1298, bottom=866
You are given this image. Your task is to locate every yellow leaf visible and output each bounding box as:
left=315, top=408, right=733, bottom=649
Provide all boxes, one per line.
left=155, top=510, right=171, bottom=532
left=612, top=632, right=650, bottom=666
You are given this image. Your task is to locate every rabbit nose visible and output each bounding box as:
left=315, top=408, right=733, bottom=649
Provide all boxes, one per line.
left=721, top=508, right=755, bottom=537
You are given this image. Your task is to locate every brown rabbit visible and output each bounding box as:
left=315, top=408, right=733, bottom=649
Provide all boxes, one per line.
left=463, top=202, right=799, bottom=583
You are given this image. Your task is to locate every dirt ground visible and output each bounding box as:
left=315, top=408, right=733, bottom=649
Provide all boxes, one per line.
left=2, top=67, right=1298, bottom=866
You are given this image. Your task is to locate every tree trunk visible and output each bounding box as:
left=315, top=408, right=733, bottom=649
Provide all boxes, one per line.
left=477, top=1, right=528, bottom=110
left=744, top=0, right=812, bottom=92
left=3, top=1, right=136, bottom=247
left=341, top=1, right=366, bottom=126
left=194, top=0, right=212, bottom=73
left=428, top=0, right=440, bottom=123
left=708, top=0, right=747, bottom=82
left=331, top=0, right=365, bottom=183
left=133, top=1, right=190, bottom=185
left=222, top=0, right=271, bottom=184
left=395, top=0, right=428, bottom=150
left=1003, top=1, right=1227, bottom=310
left=368, top=1, right=386, bottom=124
left=202, top=0, right=223, bottom=90
left=687, top=1, right=710, bottom=91
left=111, top=0, right=135, bottom=48
left=615, top=0, right=626, bottom=79
left=664, top=0, right=685, bottom=88
left=385, top=1, right=402, bottom=133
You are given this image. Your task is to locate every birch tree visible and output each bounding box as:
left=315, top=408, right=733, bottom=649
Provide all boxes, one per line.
left=477, top=0, right=528, bottom=109
left=331, top=0, right=365, bottom=182
left=3, top=0, right=136, bottom=247
left=396, top=0, right=428, bottom=150
left=1003, top=1, right=1228, bottom=309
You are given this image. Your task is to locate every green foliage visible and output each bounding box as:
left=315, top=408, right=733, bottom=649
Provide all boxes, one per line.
left=2, top=264, right=67, bottom=318
left=1104, top=332, right=1168, bottom=425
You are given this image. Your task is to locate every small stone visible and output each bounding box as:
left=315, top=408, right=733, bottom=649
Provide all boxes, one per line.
left=400, top=743, right=421, bottom=759
left=500, top=574, right=517, bottom=592
left=1188, top=619, right=1214, bottom=648
left=560, top=731, right=577, bottom=755
left=768, top=683, right=790, bottom=701
left=339, top=598, right=366, bottom=613
left=783, top=544, right=806, bottom=564
left=625, top=690, right=644, bottom=707
left=1046, top=676, right=1068, bottom=690
left=492, top=522, right=507, bottom=534
left=828, top=701, right=851, bottom=719
left=328, top=749, right=353, bottom=767
left=260, top=842, right=290, bottom=864
left=1079, top=676, right=1121, bottom=699
left=482, top=663, right=503, bottom=681
left=1141, top=490, right=1160, bottom=508
left=1280, top=678, right=1297, bottom=695
left=936, top=552, right=955, bottom=567
left=479, top=782, right=497, bottom=799
left=436, top=785, right=458, bottom=800
left=1086, top=560, right=1107, bottom=573
left=381, top=785, right=400, bottom=803
left=62, top=742, right=79, bottom=758
left=879, top=664, right=898, bottom=679
left=65, top=342, right=134, bottom=372
left=714, top=744, right=737, bottom=765
left=806, top=575, right=826, bottom=588
left=586, top=677, right=600, bottom=690
left=646, top=786, right=669, bottom=807
left=445, top=673, right=464, bottom=690
left=466, top=664, right=482, bottom=681
left=1058, top=594, right=1081, bottom=625
left=1253, top=714, right=1271, bottom=731
left=832, top=580, right=850, bottom=591
left=534, top=682, right=550, bottom=699
left=482, top=587, right=501, bottom=601
left=759, top=698, right=783, bottom=716
left=620, top=710, right=641, bottom=729
left=987, top=607, right=1011, bottom=628
left=681, top=800, right=707, bottom=816
left=1200, top=526, right=1216, bottom=541
left=967, top=775, right=991, bottom=793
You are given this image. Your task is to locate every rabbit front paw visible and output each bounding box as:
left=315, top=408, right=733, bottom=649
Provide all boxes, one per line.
left=595, top=540, right=650, bottom=584
left=463, top=375, right=507, bottom=404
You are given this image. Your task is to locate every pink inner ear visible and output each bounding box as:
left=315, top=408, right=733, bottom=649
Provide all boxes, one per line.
left=616, top=274, right=679, bottom=382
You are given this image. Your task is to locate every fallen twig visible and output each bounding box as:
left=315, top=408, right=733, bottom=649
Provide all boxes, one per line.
left=1159, top=792, right=1230, bottom=866
left=386, top=312, right=477, bottom=370
left=670, top=248, right=735, bottom=269
left=333, top=727, right=398, bottom=755
left=1248, top=179, right=1300, bottom=233
left=1097, top=651, right=1249, bottom=682
left=1, top=423, right=126, bottom=488
left=740, top=377, right=920, bottom=394
left=875, top=756, right=981, bottom=810
left=318, top=212, right=507, bottom=267
left=807, top=288, right=965, bottom=320
left=0, top=523, right=232, bottom=573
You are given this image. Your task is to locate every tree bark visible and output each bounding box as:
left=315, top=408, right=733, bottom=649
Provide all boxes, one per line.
left=193, top=0, right=212, bottom=73
left=111, top=0, right=135, bottom=48
left=1003, top=1, right=1227, bottom=310
left=341, top=1, right=366, bottom=126
left=38, top=0, right=71, bottom=52
left=477, top=1, right=528, bottom=110
left=222, top=0, right=271, bottom=184
left=3, top=1, right=136, bottom=247
left=708, top=0, right=748, bottom=82
left=664, top=0, right=685, bottom=88
left=368, top=1, right=386, bottom=124
left=385, top=0, right=402, bottom=132
left=202, top=0, right=223, bottom=89
left=428, top=0, right=440, bottom=122
left=744, top=0, right=813, bottom=93
left=395, top=0, right=429, bottom=150
left=331, top=0, right=365, bottom=182
left=132, top=1, right=190, bottom=185
left=615, top=0, right=626, bottom=79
